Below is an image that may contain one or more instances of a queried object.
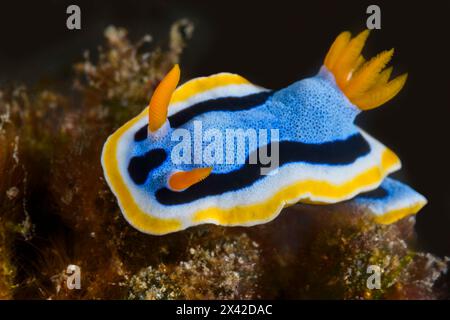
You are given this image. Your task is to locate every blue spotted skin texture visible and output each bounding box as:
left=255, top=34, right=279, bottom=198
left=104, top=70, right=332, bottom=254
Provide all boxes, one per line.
left=133, top=67, right=360, bottom=197
left=273, top=67, right=359, bottom=143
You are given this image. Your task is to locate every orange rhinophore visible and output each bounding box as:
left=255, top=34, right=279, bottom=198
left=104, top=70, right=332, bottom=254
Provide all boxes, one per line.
left=168, top=167, right=213, bottom=191
left=148, top=64, right=180, bottom=133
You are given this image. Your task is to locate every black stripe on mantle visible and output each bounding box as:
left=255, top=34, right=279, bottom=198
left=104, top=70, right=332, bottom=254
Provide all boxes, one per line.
left=152, top=133, right=371, bottom=205
left=134, top=91, right=273, bottom=142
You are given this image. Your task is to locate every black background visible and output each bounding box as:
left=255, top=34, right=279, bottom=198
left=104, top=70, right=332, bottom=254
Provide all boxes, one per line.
left=0, top=0, right=449, bottom=256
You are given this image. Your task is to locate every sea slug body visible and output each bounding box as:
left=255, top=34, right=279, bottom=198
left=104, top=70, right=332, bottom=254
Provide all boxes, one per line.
left=102, top=30, right=426, bottom=235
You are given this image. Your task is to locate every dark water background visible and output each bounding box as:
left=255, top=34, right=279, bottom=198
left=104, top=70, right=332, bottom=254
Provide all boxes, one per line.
left=0, top=0, right=449, bottom=256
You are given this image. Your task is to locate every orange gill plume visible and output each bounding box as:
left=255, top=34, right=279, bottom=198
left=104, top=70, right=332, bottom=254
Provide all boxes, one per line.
left=324, top=30, right=407, bottom=110
left=168, top=167, right=213, bottom=192
left=148, top=64, right=180, bottom=133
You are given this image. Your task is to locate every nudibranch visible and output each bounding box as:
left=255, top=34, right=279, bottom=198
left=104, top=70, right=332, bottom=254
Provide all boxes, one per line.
left=101, top=30, right=427, bottom=235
